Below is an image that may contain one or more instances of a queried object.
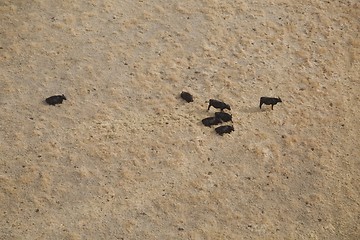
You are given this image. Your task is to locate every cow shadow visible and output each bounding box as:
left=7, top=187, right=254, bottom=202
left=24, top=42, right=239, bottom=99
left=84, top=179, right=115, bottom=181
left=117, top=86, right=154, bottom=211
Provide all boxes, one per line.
left=240, top=106, right=269, bottom=113
left=240, top=107, right=271, bottom=113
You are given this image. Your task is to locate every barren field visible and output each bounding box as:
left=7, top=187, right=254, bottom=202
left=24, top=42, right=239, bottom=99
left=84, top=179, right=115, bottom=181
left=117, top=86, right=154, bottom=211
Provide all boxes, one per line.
left=1, top=0, right=359, bottom=239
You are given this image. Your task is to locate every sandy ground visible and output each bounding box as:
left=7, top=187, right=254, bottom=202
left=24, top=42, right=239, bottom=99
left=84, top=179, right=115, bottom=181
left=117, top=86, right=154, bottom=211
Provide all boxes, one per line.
left=1, top=0, right=359, bottom=239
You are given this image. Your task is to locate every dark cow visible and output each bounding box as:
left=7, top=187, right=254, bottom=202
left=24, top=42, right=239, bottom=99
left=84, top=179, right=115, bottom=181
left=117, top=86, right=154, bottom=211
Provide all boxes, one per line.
left=215, top=125, right=234, bottom=136
left=259, top=97, right=282, bottom=110
left=45, top=94, right=67, bottom=106
left=215, top=112, right=232, bottom=122
left=202, top=116, right=222, bottom=127
left=180, top=91, right=193, bottom=103
left=207, top=99, right=231, bottom=111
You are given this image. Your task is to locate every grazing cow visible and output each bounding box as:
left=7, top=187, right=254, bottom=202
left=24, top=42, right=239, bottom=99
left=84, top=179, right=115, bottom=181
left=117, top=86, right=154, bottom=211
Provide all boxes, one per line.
left=180, top=91, right=194, bottom=103
left=259, top=97, right=282, bottom=110
left=215, top=125, right=234, bottom=136
left=215, top=112, right=232, bottom=122
left=207, top=99, right=231, bottom=111
left=45, top=94, right=67, bottom=106
left=202, top=116, right=222, bottom=127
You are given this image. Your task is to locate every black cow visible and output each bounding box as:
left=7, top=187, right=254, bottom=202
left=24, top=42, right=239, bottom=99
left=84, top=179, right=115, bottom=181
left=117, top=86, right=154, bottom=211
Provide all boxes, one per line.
left=215, top=112, right=232, bottom=122
left=180, top=91, right=193, bottom=103
left=207, top=99, right=231, bottom=111
left=215, top=125, right=234, bottom=136
left=202, top=116, right=222, bottom=127
left=259, top=97, right=282, bottom=110
left=45, top=94, right=67, bottom=106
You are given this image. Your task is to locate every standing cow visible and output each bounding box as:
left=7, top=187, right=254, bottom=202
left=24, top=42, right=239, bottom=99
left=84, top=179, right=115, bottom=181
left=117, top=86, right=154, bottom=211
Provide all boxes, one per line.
left=45, top=94, right=67, bottom=106
left=207, top=99, right=231, bottom=111
left=180, top=91, right=193, bottom=103
left=215, top=112, right=232, bottom=122
left=215, top=125, right=234, bottom=136
left=202, top=116, right=222, bottom=127
left=259, top=97, right=282, bottom=110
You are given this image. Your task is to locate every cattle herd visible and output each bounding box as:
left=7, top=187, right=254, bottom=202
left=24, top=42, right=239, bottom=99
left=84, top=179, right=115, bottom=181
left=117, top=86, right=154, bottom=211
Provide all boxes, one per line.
left=202, top=98, right=234, bottom=136
left=44, top=92, right=282, bottom=136
left=181, top=91, right=282, bottom=136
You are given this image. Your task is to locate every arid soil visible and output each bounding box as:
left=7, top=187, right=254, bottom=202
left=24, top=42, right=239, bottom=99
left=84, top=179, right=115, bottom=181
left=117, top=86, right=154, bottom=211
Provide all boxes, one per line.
left=1, top=0, right=359, bottom=239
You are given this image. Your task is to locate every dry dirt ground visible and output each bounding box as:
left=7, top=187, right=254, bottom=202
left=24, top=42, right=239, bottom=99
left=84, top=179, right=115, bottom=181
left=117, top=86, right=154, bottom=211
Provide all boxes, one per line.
left=1, top=0, right=359, bottom=239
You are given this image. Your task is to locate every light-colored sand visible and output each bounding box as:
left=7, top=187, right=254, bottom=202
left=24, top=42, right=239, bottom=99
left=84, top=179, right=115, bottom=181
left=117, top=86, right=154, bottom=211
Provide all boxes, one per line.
left=1, top=0, right=359, bottom=239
